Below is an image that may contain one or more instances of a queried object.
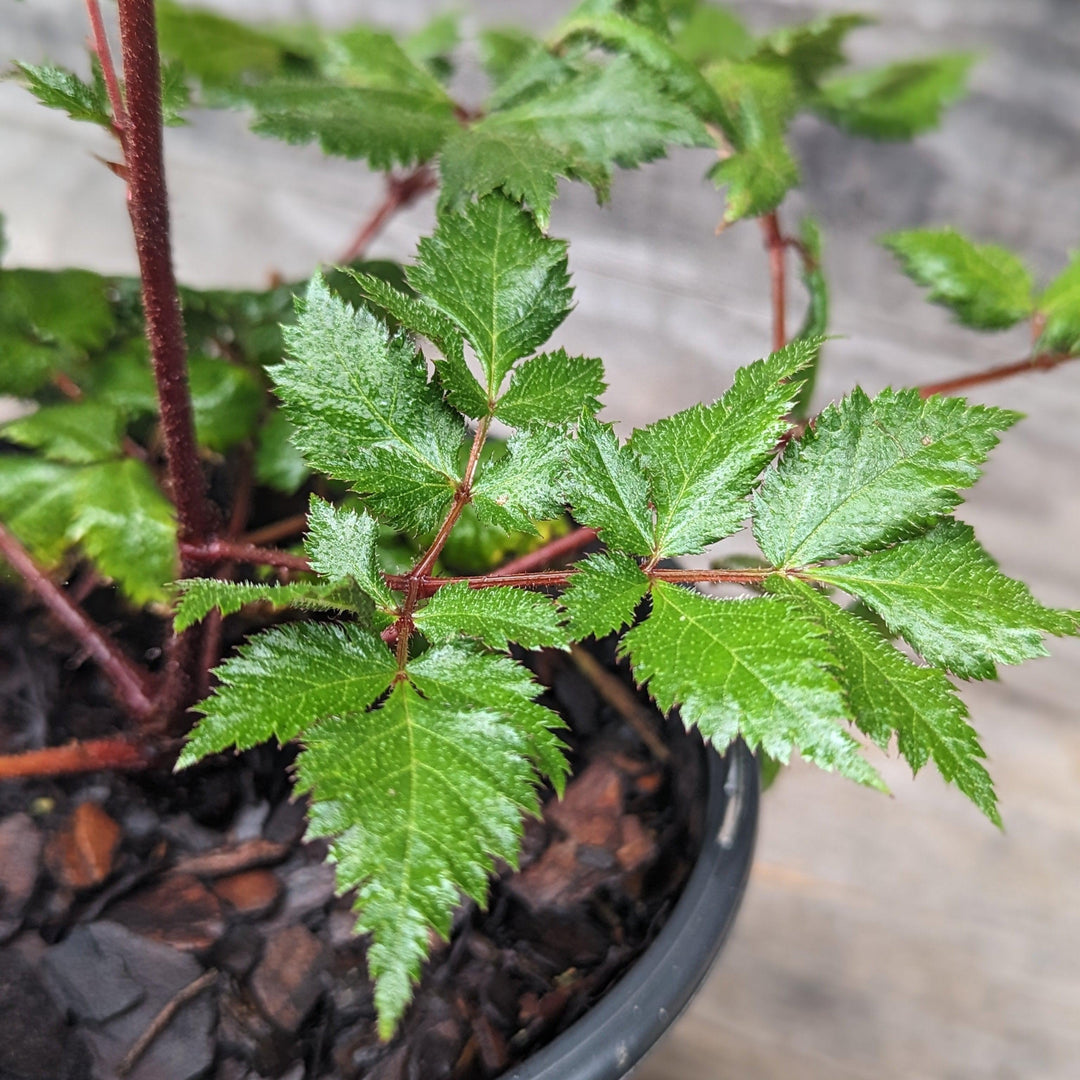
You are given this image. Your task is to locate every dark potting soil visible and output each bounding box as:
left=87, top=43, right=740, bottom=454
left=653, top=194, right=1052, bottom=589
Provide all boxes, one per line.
left=0, top=585, right=707, bottom=1080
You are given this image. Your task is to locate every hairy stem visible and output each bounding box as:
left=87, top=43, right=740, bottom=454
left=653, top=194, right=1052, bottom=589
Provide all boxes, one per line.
left=0, top=523, right=156, bottom=723
left=760, top=211, right=787, bottom=353
left=85, top=0, right=128, bottom=143
left=243, top=512, right=309, bottom=547
left=918, top=352, right=1077, bottom=398
left=180, top=539, right=311, bottom=573
left=337, top=165, right=438, bottom=265
left=117, top=0, right=214, bottom=553
left=492, top=527, right=599, bottom=577
left=0, top=736, right=160, bottom=781
left=413, top=417, right=491, bottom=581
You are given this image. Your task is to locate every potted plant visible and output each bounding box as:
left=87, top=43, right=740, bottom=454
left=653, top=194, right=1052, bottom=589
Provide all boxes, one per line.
left=2, top=2, right=1077, bottom=1078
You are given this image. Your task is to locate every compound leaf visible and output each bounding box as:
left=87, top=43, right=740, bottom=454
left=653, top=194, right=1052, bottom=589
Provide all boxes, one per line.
left=346, top=270, right=487, bottom=419
left=755, top=14, right=871, bottom=82
left=882, top=227, right=1034, bottom=331
left=16, top=61, right=112, bottom=129
left=630, top=340, right=811, bottom=557
left=242, top=82, right=456, bottom=170
left=274, top=274, right=464, bottom=533
left=472, top=426, right=568, bottom=534
left=68, top=459, right=177, bottom=606
left=1036, top=252, right=1080, bottom=355
left=559, top=551, right=649, bottom=639
left=816, top=54, right=974, bottom=140
left=812, top=519, right=1077, bottom=680
left=3, top=401, right=125, bottom=464
left=0, top=457, right=81, bottom=566
left=407, top=642, right=569, bottom=795
left=753, top=388, right=1019, bottom=567
left=566, top=416, right=654, bottom=556
left=414, top=582, right=568, bottom=650
left=554, top=12, right=727, bottom=123
left=495, top=349, right=605, bottom=427
left=295, top=680, right=542, bottom=1036
left=778, top=576, right=998, bottom=823
left=408, top=194, right=573, bottom=399
left=179, top=621, right=397, bottom=767
left=622, top=582, right=883, bottom=788
left=478, top=56, right=710, bottom=199
left=173, top=578, right=366, bottom=634
left=305, top=496, right=396, bottom=610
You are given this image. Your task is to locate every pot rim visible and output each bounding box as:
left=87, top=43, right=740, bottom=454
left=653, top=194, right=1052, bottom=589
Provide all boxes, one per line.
left=505, top=739, right=759, bottom=1080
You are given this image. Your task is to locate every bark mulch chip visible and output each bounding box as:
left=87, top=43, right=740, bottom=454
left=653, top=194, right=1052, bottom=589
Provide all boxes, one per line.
left=0, top=590, right=707, bottom=1079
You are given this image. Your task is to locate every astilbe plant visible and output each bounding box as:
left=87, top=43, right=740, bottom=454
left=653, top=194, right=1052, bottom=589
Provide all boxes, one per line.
left=2, top=0, right=1079, bottom=1039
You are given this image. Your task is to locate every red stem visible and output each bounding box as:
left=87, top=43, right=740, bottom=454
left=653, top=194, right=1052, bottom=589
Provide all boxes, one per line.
left=918, top=352, right=1076, bottom=398
left=337, top=165, right=438, bottom=265
left=85, top=0, right=128, bottom=143
left=760, top=211, right=787, bottom=353
left=493, top=527, right=599, bottom=577
left=180, top=539, right=311, bottom=573
left=0, top=523, right=156, bottom=723
left=0, top=737, right=159, bottom=780
left=117, top=0, right=214, bottom=553
left=243, top=512, right=308, bottom=547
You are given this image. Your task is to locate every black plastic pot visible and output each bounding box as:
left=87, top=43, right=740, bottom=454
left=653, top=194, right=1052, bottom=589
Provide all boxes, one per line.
left=506, top=740, right=759, bottom=1080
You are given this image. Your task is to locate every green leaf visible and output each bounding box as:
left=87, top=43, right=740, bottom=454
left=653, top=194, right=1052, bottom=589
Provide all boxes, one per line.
left=295, top=680, right=542, bottom=1036
left=777, top=576, right=998, bottom=823
left=188, top=356, right=263, bottom=452
left=0, top=457, right=81, bottom=565
left=273, top=274, right=464, bottom=533
left=254, top=409, right=310, bottom=494
left=408, top=195, right=573, bottom=399
left=554, top=12, right=726, bottom=123
left=403, top=13, right=461, bottom=82
left=755, top=15, right=873, bottom=86
left=324, top=25, right=453, bottom=101
left=566, top=415, right=654, bottom=556
left=172, top=578, right=365, bottom=634
left=414, top=582, right=568, bottom=650
left=495, top=349, right=605, bottom=426
left=0, top=267, right=115, bottom=356
left=479, top=28, right=545, bottom=89
left=68, top=459, right=177, bottom=606
left=815, top=54, right=974, bottom=140
left=3, top=401, right=125, bottom=464
left=708, top=142, right=799, bottom=224
left=559, top=552, right=649, bottom=639
left=630, top=340, right=811, bottom=557
left=753, top=387, right=1019, bottom=567
left=16, top=61, right=111, bottom=129
left=346, top=270, right=487, bottom=419
left=703, top=59, right=800, bottom=222
left=811, top=519, right=1077, bottom=681
left=478, top=56, right=711, bottom=196
left=241, top=82, right=457, bottom=169
left=670, top=5, right=755, bottom=67
left=881, top=225, right=1032, bottom=330
left=472, top=427, right=568, bottom=534
left=304, top=496, right=396, bottom=610
left=438, top=127, right=567, bottom=231
left=156, top=0, right=316, bottom=89
left=622, top=582, right=883, bottom=788
left=407, top=642, right=569, bottom=795
left=790, top=217, right=828, bottom=419
left=1036, top=252, right=1080, bottom=355
left=179, top=621, right=398, bottom=767
left=160, top=62, right=191, bottom=126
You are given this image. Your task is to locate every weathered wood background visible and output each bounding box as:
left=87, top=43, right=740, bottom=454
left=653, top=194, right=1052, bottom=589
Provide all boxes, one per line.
left=3, top=2, right=1079, bottom=1076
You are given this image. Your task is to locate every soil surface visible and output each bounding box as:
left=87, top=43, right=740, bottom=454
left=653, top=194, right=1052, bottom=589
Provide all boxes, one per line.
left=0, top=586, right=706, bottom=1080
